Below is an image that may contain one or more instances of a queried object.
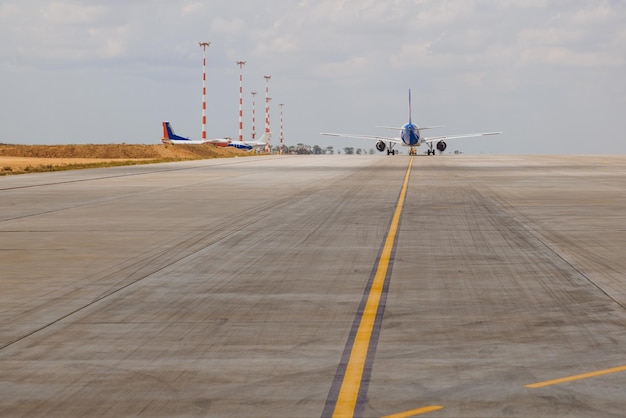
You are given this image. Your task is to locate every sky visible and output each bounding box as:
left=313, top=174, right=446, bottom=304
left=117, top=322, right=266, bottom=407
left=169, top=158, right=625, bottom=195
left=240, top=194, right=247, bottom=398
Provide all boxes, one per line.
left=1, top=0, right=625, bottom=154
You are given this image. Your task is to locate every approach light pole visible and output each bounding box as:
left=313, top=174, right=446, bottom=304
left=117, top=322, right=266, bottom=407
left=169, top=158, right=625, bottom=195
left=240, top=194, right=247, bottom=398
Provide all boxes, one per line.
left=236, top=61, right=246, bottom=143
left=199, top=42, right=211, bottom=140
left=279, top=103, right=284, bottom=155
left=251, top=91, right=257, bottom=141
left=266, top=97, right=272, bottom=153
left=264, top=75, right=271, bottom=153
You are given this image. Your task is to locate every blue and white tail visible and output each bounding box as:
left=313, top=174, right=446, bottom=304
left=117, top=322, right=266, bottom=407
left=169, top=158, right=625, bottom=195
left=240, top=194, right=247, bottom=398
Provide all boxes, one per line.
left=161, top=121, right=189, bottom=142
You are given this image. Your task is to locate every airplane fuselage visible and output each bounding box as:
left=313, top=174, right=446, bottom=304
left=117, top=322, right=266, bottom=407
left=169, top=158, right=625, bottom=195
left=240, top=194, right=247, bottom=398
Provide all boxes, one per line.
left=228, top=142, right=253, bottom=150
left=164, top=139, right=206, bottom=144
left=401, top=123, right=421, bottom=147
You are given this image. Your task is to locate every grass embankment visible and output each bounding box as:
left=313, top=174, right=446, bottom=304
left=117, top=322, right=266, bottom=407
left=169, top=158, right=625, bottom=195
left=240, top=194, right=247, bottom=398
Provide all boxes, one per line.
left=0, top=143, right=250, bottom=175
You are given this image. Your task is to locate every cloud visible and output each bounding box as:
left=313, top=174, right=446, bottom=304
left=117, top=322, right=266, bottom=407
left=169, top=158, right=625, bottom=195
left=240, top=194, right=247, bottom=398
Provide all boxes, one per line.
left=40, top=2, right=106, bottom=24
left=212, top=17, right=247, bottom=36
left=515, top=3, right=626, bottom=69
left=1, top=0, right=625, bottom=153
left=181, top=2, right=205, bottom=16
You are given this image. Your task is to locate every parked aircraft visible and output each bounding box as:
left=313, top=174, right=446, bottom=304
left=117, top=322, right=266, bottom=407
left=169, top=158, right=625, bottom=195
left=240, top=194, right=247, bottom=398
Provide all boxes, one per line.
left=226, top=132, right=271, bottom=151
left=247, top=132, right=271, bottom=151
left=321, top=90, right=501, bottom=155
left=161, top=122, right=232, bottom=146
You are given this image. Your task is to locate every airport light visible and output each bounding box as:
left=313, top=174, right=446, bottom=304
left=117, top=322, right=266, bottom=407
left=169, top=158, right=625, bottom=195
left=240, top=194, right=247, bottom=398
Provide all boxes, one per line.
left=199, top=42, right=211, bottom=140
left=279, top=103, right=284, bottom=155
left=251, top=92, right=257, bottom=141
left=264, top=75, right=271, bottom=153
left=266, top=97, right=272, bottom=153
left=236, top=61, right=246, bottom=143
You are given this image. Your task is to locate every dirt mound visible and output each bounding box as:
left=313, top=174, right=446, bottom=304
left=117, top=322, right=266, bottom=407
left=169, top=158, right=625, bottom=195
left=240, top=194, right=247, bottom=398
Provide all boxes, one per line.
left=0, top=143, right=250, bottom=175
left=0, top=143, right=246, bottom=159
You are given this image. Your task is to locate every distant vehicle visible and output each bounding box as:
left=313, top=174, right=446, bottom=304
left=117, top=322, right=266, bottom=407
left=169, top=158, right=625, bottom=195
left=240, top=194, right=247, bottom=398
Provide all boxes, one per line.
left=161, top=121, right=232, bottom=146
left=321, top=89, right=501, bottom=155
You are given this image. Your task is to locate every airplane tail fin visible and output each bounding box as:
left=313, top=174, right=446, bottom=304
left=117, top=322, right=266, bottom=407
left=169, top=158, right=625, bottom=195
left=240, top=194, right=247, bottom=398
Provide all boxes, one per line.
left=161, top=121, right=189, bottom=142
left=162, top=121, right=174, bottom=140
left=408, top=89, right=412, bottom=125
left=259, top=132, right=271, bottom=143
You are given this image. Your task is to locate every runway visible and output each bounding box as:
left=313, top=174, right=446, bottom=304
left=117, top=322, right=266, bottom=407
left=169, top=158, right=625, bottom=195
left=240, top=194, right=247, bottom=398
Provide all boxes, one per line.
left=1, top=155, right=626, bottom=417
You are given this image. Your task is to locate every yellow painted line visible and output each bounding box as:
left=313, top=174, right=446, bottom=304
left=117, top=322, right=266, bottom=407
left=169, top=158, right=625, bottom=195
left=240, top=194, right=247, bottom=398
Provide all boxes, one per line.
left=525, top=365, right=626, bottom=388
left=332, top=157, right=414, bottom=418
left=381, top=405, right=445, bottom=418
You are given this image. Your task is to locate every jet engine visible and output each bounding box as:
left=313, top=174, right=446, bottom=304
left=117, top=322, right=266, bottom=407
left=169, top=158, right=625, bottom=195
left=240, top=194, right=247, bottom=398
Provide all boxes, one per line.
left=436, top=140, right=447, bottom=153
left=376, top=140, right=386, bottom=152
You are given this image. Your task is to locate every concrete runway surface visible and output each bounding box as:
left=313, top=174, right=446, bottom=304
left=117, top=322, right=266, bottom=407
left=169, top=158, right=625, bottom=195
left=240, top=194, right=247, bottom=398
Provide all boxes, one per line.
left=1, top=155, right=625, bottom=417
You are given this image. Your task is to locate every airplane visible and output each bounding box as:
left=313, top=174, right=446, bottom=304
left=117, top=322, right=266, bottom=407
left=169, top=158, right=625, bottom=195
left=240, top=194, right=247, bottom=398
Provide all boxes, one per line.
left=227, top=132, right=272, bottom=152
left=321, top=90, right=501, bottom=156
left=247, top=132, right=272, bottom=151
left=160, top=121, right=233, bottom=146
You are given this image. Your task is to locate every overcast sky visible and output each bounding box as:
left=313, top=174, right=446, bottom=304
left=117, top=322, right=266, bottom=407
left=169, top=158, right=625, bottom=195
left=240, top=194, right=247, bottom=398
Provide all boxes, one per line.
left=1, top=0, right=625, bottom=154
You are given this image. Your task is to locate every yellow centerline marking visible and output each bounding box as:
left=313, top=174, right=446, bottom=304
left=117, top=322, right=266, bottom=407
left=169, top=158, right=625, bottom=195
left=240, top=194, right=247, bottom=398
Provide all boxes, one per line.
left=332, top=157, right=414, bottom=418
left=525, top=365, right=626, bottom=388
left=381, top=405, right=445, bottom=418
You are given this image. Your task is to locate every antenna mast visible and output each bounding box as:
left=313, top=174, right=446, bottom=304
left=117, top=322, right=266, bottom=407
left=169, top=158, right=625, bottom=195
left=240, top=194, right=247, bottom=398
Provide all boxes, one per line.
left=279, top=103, right=284, bottom=155
left=251, top=92, right=257, bottom=141
left=236, top=61, right=246, bottom=143
left=264, top=75, right=271, bottom=153
left=199, top=42, right=211, bottom=140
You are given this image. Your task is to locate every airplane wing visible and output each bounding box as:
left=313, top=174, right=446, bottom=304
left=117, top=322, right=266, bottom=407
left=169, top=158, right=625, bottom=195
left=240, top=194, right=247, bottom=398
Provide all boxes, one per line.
left=423, top=131, right=502, bottom=144
left=320, top=132, right=404, bottom=144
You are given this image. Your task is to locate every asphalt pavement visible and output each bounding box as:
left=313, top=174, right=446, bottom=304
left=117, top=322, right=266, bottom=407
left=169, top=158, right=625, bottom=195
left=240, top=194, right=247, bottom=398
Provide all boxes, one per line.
left=1, top=155, right=625, bottom=417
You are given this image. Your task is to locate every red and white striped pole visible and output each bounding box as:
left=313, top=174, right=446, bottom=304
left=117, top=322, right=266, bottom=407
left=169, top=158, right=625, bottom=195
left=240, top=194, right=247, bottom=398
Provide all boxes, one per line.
left=236, top=61, right=246, bottom=143
left=264, top=75, right=271, bottom=153
left=250, top=91, right=257, bottom=141
left=199, top=42, right=211, bottom=140
left=279, top=103, right=284, bottom=155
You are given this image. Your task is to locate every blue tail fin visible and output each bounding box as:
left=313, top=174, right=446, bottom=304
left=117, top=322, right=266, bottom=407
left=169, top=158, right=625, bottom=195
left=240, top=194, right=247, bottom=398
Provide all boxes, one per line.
left=162, top=122, right=188, bottom=141
left=163, top=122, right=174, bottom=139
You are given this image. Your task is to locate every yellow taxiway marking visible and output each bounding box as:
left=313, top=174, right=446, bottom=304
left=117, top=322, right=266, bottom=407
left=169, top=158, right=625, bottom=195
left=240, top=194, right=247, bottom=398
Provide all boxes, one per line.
left=332, top=157, right=414, bottom=418
left=525, top=365, right=626, bottom=388
left=381, top=405, right=445, bottom=418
